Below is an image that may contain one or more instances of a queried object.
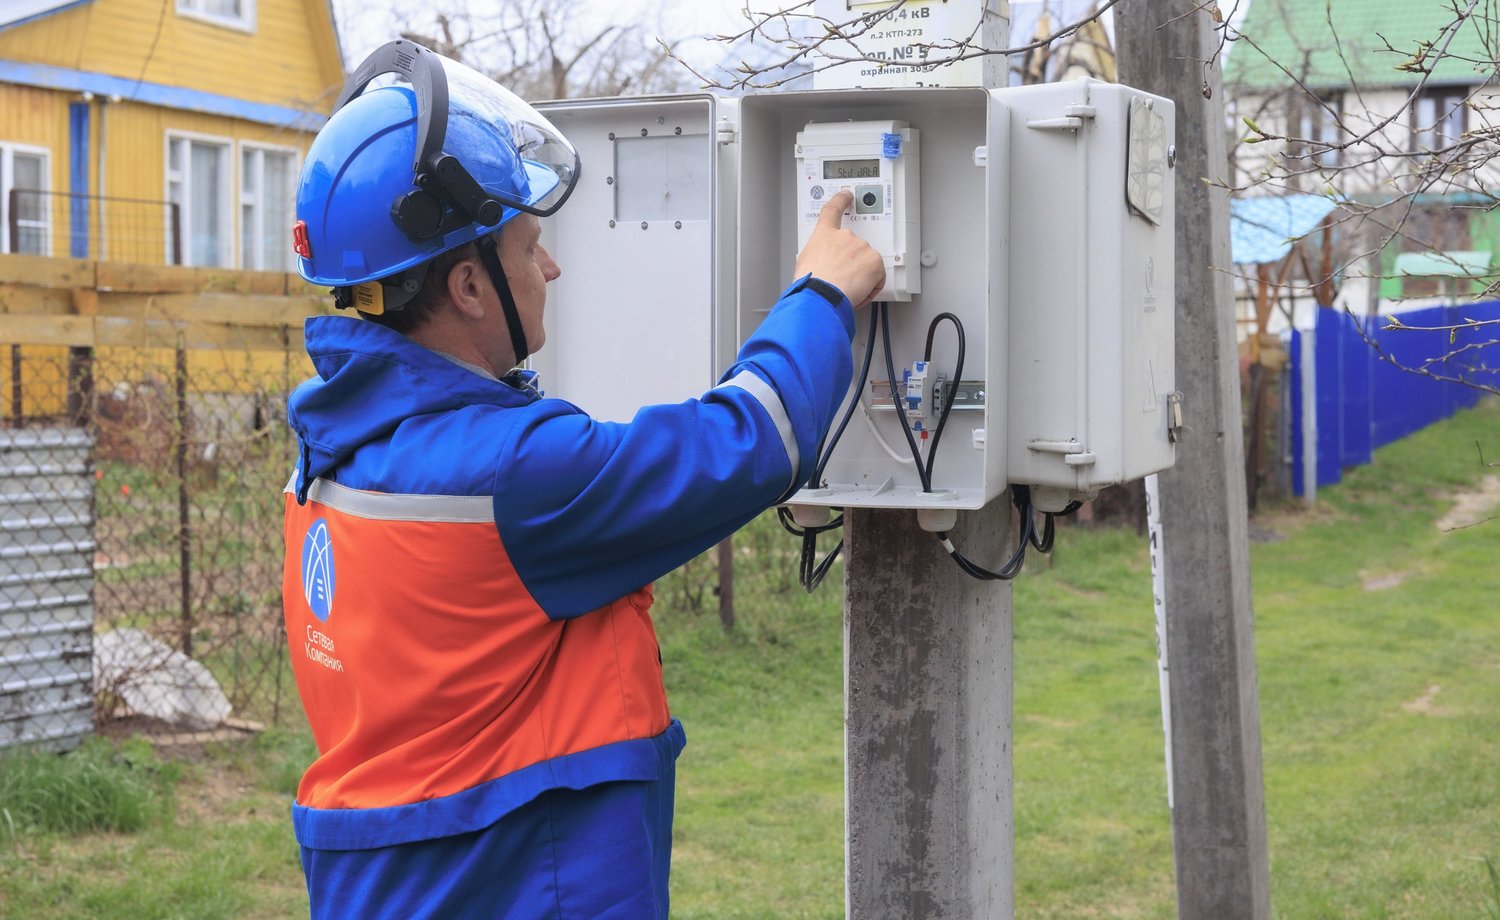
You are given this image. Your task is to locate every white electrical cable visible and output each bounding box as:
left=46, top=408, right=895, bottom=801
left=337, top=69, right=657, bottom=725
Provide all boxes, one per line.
left=860, top=408, right=918, bottom=465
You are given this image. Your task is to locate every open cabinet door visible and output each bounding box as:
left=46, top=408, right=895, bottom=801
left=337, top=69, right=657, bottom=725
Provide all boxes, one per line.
left=532, top=94, right=735, bottom=423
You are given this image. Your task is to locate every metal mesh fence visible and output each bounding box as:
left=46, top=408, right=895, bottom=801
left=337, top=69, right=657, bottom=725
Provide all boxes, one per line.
left=0, top=341, right=301, bottom=749
left=7, top=190, right=182, bottom=264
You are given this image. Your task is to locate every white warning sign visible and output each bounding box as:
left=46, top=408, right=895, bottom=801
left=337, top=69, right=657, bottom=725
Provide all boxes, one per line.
left=812, top=0, right=997, bottom=89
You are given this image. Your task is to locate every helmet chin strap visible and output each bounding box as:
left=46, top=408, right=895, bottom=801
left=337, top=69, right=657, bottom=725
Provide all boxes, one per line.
left=475, top=233, right=530, bottom=368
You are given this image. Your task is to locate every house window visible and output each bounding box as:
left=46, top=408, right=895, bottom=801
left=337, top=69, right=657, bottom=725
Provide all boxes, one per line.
left=167, top=134, right=231, bottom=268
left=176, top=0, right=254, bottom=31
left=240, top=145, right=297, bottom=272
left=1291, top=93, right=1342, bottom=169
left=0, top=143, right=51, bottom=256
left=1412, top=88, right=1468, bottom=153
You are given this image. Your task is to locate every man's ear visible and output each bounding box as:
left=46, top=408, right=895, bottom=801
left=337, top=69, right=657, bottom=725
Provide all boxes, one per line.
left=445, top=255, right=488, bottom=321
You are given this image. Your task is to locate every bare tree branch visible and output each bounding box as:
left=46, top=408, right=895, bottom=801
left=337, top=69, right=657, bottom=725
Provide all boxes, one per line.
left=674, top=0, right=1128, bottom=91
left=378, top=0, right=696, bottom=100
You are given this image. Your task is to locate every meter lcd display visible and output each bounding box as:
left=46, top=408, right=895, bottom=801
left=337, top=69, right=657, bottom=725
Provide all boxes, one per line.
left=823, top=158, right=881, bottom=179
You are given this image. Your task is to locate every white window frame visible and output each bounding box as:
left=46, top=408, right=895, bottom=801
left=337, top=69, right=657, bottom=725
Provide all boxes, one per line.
left=0, top=142, right=52, bottom=257
left=175, top=0, right=255, bottom=33
left=1293, top=92, right=1342, bottom=169
left=1412, top=87, right=1469, bottom=154
left=166, top=131, right=233, bottom=268
left=239, top=141, right=300, bottom=272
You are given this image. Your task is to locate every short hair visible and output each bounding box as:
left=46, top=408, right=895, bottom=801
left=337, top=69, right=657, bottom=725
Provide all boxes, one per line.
left=362, top=240, right=478, bottom=335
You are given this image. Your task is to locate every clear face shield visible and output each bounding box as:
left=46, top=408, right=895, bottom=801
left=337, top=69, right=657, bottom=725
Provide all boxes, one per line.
left=438, top=57, right=579, bottom=217
left=333, top=39, right=581, bottom=242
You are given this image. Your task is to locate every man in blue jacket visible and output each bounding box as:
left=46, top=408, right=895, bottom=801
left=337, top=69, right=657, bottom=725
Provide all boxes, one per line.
left=283, top=39, right=884, bottom=919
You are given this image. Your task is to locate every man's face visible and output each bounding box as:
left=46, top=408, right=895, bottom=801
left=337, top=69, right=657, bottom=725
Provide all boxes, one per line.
left=496, top=213, right=560, bottom=357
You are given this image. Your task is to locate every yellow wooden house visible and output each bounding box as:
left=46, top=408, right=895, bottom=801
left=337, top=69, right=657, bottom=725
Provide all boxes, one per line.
left=0, top=0, right=342, bottom=267
left=0, top=0, right=342, bottom=419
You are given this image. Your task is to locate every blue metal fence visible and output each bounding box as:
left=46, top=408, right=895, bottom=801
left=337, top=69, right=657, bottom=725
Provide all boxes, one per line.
left=1289, top=301, right=1500, bottom=494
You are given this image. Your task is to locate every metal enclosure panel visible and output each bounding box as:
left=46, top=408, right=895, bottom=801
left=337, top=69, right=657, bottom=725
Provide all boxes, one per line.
left=738, top=88, right=1007, bottom=511
left=0, top=427, right=94, bottom=752
left=531, top=96, right=730, bottom=422
left=1001, top=81, right=1177, bottom=503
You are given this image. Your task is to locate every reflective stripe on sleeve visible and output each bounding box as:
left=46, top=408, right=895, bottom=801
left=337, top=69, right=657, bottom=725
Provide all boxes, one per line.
left=283, top=476, right=496, bottom=523
left=714, top=370, right=799, bottom=495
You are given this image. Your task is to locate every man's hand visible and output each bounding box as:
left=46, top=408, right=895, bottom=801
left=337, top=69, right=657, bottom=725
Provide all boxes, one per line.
left=793, top=191, right=887, bottom=309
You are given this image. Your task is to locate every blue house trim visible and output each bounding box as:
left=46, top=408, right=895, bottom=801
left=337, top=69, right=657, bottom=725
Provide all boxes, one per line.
left=68, top=101, right=88, bottom=258
left=0, top=60, right=326, bottom=131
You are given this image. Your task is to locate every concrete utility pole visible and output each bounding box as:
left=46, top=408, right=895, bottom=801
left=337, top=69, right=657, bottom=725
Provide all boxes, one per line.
left=1116, top=6, right=1272, bottom=918
left=843, top=5, right=1012, bottom=918
left=845, top=507, right=1014, bottom=918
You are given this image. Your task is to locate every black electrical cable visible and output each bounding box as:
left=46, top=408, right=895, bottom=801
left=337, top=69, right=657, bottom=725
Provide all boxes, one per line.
left=920, top=312, right=965, bottom=488
left=787, top=304, right=887, bottom=592
left=890, top=308, right=1028, bottom=580
left=776, top=484, right=847, bottom=593
left=771, top=302, right=878, bottom=593
left=880, top=308, right=968, bottom=494
left=1030, top=496, right=1084, bottom=553
left=873, top=305, right=1031, bottom=580
left=906, top=312, right=1081, bottom=581
left=879, top=302, right=933, bottom=493
left=1031, top=508, right=1057, bottom=552
left=814, top=305, right=881, bottom=486
left=939, top=487, right=1040, bottom=580
left=776, top=506, right=844, bottom=538
left=801, top=534, right=843, bottom=591
left=782, top=301, right=1072, bottom=589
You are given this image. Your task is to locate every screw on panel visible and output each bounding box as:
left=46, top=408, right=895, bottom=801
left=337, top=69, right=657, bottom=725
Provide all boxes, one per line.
left=609, top=220, right=616, bottom=228
left=608, top=132, right=616, bottom=140
left=674, top=221, right=682, bottom=230
left=674, top=127, right=682, bottom=135
left=606, top=176, right=615, bottom=185
left=641, top=221, right=649, bottom=229
left=641, top=128, right=649, bottom=136
left=656, top=116, right=665, bottom=124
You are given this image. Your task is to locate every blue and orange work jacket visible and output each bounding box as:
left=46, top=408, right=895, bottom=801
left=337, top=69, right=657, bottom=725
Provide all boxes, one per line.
left=282, top=277, right=856, bottom=902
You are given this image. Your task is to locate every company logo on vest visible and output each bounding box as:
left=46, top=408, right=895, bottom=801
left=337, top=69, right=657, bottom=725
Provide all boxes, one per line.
left=301, top=519, right=336, bottom=622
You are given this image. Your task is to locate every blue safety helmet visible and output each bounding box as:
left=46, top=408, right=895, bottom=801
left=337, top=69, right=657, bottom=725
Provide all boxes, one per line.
left=292, top=40, right=578, bottom=359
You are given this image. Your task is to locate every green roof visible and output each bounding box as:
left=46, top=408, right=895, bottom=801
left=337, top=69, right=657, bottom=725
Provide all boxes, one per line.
left=1226, top=0, right=1498, bottom=91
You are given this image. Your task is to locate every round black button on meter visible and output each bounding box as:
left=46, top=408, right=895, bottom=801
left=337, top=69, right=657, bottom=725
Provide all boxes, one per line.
left=852, top=184, right=884, bottom=215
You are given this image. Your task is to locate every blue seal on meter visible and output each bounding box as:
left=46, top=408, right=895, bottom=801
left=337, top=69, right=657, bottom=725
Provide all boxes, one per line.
left=882, top=132, right=902, bottom=158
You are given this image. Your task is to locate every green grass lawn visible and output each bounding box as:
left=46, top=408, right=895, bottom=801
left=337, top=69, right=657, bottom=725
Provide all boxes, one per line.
left=3, top=399, right=1499, bottom=917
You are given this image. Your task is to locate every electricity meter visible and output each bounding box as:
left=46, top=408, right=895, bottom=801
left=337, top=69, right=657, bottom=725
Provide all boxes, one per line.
left=795, top=120, right=921, bottom=301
